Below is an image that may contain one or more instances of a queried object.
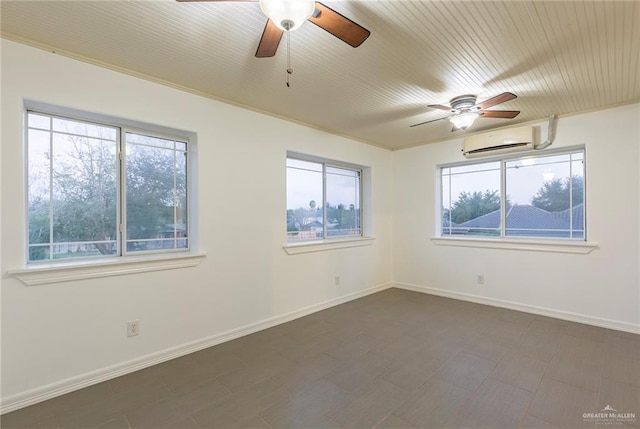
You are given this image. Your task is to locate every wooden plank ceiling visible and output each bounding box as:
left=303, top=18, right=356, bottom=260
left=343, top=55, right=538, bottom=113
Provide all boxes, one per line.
left=2, top=0, right=639, bottom=149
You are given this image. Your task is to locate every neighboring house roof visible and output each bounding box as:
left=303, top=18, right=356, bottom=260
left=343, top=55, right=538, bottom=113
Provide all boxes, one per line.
left=457, top=203, right=584, bottom=233
left=303, top=216, right=323, bottom=225
left=458, top=209, right=501, bottom=229
left=302, top=220, right=323, bottom=231
left=552, top=203, right=584, bottom=230
left=505, top=205, right=568, bottom=230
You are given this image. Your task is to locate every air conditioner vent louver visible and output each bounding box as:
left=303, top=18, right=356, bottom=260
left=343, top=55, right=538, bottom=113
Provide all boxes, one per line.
left=463, top=125, right=533, bottom=158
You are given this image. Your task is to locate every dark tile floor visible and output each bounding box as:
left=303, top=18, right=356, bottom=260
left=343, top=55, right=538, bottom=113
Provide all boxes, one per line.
left=2, top=288, right=639, bottom=429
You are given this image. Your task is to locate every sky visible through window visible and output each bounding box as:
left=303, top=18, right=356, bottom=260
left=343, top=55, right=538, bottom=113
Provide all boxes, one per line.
left=286, top=158, right=359, bottom=210
left=444, top=153, right=584, bottom=206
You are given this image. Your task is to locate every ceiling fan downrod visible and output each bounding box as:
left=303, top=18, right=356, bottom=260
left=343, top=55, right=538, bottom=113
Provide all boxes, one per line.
left=285, top=28, right=293, bottom=87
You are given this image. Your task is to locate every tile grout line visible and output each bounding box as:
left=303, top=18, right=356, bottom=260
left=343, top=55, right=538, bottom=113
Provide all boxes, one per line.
left=519, top=329, right=564, bottom=427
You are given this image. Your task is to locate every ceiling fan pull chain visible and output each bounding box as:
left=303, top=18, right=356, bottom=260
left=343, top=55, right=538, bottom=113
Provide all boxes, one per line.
left=286, top=30, right=293, bottom=87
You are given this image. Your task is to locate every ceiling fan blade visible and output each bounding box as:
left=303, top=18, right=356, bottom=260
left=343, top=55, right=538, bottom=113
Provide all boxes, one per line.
left=480, top=110, right=521, bottom=119
left=427, top=104, right=454, bottom=112
left=255, top=19, right=283, bottom=58
left=307, top=2, right=370, bottom=48
left=410, top=116, right=451, bottom=128
left=476, top=92, right=517, bottom=110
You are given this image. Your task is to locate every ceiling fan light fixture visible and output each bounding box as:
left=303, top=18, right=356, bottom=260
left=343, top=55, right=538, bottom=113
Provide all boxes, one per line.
left=450, top=111, right=480, bottom=130
left=259, top=0, right=315, bottom=31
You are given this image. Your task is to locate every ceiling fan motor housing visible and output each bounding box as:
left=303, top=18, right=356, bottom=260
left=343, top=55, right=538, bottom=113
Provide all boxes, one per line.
left=450, top=94, right=477, bottom=111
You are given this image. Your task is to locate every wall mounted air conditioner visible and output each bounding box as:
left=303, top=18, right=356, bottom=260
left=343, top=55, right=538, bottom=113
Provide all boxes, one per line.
left=463, top=125, right=534, bottom=158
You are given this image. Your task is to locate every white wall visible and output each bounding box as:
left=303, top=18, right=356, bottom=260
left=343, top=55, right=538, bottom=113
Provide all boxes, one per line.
left=2, top=38, right=639, bottom=412
left=393, top=104, right=640, bottom=331
left=0, top=40, right=394, bottom=407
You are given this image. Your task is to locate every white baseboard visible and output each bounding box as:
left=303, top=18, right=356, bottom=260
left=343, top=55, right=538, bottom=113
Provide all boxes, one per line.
left=394, top=281, right=640, bottom=335
left=0, top=282, right=393, bottom=414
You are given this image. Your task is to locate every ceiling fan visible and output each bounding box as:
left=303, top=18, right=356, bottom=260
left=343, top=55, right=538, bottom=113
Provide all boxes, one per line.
left=410, top=92, right=520, bottom=131
left=176, top=0, right=370, bottom=58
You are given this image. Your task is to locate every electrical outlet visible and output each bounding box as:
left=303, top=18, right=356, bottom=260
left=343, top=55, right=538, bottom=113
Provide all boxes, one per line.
left=477, top=275, right=485, bottom=285
left=127, top=320, right=140, bottom=337
left=334, top=276, right=341, bottom=285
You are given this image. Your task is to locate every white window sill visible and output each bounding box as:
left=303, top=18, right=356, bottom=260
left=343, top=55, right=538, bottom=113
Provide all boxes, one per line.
left=431, top=237, right=598, bottom=254
left=8, top=252, right=207, bottom=286
left=283, top=237, right=375, bottom=255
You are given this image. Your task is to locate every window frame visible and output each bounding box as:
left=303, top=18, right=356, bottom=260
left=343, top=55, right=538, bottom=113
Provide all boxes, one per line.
left=121, top=127, right=190, bottom=257
left=286, top=151, right=366, bottom=245
left=438, top=146, right=587, bottom=242
left=23, top=103, right=196, bottom=266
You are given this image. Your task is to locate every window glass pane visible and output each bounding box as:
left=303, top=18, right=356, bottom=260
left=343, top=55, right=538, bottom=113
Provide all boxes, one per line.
left=450, top=162, right=500, bottom=175
left=52, top=117, right=117, bottom=141
left=28, top=113, right=51, bottom=130
left=443, top=161, right=501, bottom=236
left=28, top=129, right=51, bottom=247
left=126, top=132, right=175, bottom=149
left=326, top=167, right=360, bottom=237
left=287, top=158, right=323, bottom=172
left=51, top=241, right=117, bottom=259
left=29, top=245, right=50, bottom=262
left=126, top=239, right=183, bottom=252
left=50, top=132, right=118, bottom=256
left=287, top=159, right=323, bottom=242
left=125, top=133, right=187, bottom=253
left=570, top=159, right=585, bottom=239
left=441, top=170, right=452, bottom=235
left=27, top=113, right=117, bottom=261
left=176, top=147, right=188, bottom=242
left=28, top=113, right=118, bottom=262
left=506, top=152, right=583, bottom=238
left=326, top=166, right=358, bottom=177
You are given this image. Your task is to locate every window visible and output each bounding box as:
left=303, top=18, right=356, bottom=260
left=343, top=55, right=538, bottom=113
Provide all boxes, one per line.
left=27, top=111, right=189, bottom=262
left=286, top=155, right=362, bottom=242
left=441, top=149, right=585, bottom=239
